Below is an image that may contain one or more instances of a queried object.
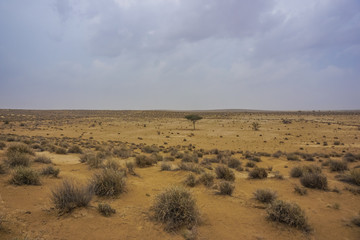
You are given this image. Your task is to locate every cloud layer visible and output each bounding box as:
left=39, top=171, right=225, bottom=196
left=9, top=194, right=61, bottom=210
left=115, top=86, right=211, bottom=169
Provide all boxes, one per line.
left=0, top=0, right=359, bottom=110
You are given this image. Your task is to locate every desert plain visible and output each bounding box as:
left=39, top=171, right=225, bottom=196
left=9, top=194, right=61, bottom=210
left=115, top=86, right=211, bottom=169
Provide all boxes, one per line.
left=0, top=109, right=359, bottom=240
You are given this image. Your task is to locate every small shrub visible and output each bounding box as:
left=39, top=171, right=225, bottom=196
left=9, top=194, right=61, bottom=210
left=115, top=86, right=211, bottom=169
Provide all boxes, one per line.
left=0, top=163, right=6, bottom=174
left=6, top=152, right=31, bottom=167
left=300, top=173, right=328, bottom=190
left=103, top=159, right=121, bottom=171
left=92, top=169, right=126, bottom=197
left=343, top=153, right=359, bottom=162
left=67, top=145, right=82, bottom=154
left=10, top=167, right=40, bottom=185
left=0, top=141, right=6, bottom=150
left=272, top=151, right=283, bottom=158
left=152, top=186, right=199, bottom=231
left=215, top=165, right=235, bottom=181
left=252, top=122, right=260, bottom=131
left=161, top=162, right=171, bottom=171
left=55, top=147, right=67, bottom=154
left=302, top=165, right=322, bottom=174
left=290, top=166, right=303, bottom=178
left=218, top=181, right=234, bottom=195
left=178, top=163, right=203, bottom=174
left=227, top=158, right=241, bottom=169
left=294, top=185, right=307, bottom=195
left=34, top=155, right=52, bottom=164
left=351, top=215, right=360, bottom=227
left=345, top=169, right=360, bottom=186
left=135, top=155, right=155, bottom=168
left=113, top=146, right=132, bottom=158
left=41, top=166, right=60, bottom=177
left=6, top=143, right=34, bottom=156
left=266, top=200, right=310, bottom=232
left=184, top=174, right=197, bottom=187
left=248, top=167, right=268, bottom=179
left=254, top=189, right=277, bottom=203
left=126, top=161, right=136, bottom=175
left=245, top=161, right=256, bottom=168
left=98, top=203, right=116, bottom=217
left=273, top=172, right=284, bottom=180
left=286, top=153, right=300, bottom=161
left=328, top=160, right=348, bottom=172
left=142, top=145, right=159, bottom=153
left=51, top=179, right=93, bottom=213
left=198, top=172, right=215, bottom=187
left=182, top=154, right=198, bottom=163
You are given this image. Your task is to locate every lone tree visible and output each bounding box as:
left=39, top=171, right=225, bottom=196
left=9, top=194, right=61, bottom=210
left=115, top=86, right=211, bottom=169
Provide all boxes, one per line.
left=185, top=114, right=203, bottom=130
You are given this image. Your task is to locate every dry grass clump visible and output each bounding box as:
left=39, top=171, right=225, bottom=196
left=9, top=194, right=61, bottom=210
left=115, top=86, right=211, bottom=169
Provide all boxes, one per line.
left=113, top=146, right=132, bottom=158
left=286, top=153, right=300, bottom=161
left=290, top=165, right=321, bottom=178
left=227, top=158, right=241, bottom=169
left=198, top=172, right=215, bottom=187
left=300, top=173, right=328, bottom=190
left=135, top=155, right=155, bottom=168
left=103, top=159, right=121, bottom=171
left=98, top=203, right=116, bottom=217
left=294, top=185, right=308, bottom=195
left=126, top=161, right=136, bottom=175
left=10, top=167, right=41, bottom=185
left=67, top=145, right=82, bottom=154
left=142, top=145, right=159, bottom=153
left=41, top=166, right=60, bottom=177
left=152, top=186, right=199, bottom=231
left=248, top=167, right=268, bottom=179
left=181, top=153, right=198, bottom=163
left=328, top=160, right=348, bottom=172
left=92, top=169, right=126, bottom=197
left=80, top=151, right=105, bottom=168
left=184, top=174, right=197, bottom=187
left=337, top=169, right=360, bottom=186
left=51, top=179, right=93, bottom=213
left=343, top=153, right=360, bottom=162
left=266, top=200, right=310, bottom=232
left=6, top=143, right=34, bottom=156
left=290, top=166, right=303, bottom=178
left=161, top=162, right=172, bottom=171
left=0, top=163, right=6, bottom=174
left=218, top=181, right=235, bottom=195
left=215, top=165, right=235, bottom=181
left=178, top=163, right=203, bottom=174
left=254, top=189, right=277, bottom=203
left=55, top=147, right=67, bottom=154
left=245, top=161, right=256, bottom=168
left=6, top=152, right=31, bottom=167
left=34, top=155, right=52, bottom=164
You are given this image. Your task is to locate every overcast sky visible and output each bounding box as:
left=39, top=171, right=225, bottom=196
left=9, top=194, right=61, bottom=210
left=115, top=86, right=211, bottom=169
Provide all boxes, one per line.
left=0, top=0, right=359, bottom=110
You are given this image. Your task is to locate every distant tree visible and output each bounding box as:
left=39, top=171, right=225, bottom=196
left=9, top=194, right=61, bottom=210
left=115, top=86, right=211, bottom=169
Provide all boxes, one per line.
left=185, top=114, right=203, bottom=130
left=252, top=122, right=260, bottom=131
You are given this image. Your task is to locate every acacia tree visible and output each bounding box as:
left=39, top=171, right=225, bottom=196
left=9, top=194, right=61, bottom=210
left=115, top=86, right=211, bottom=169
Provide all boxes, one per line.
left=185, top=114, right=203, bottom=130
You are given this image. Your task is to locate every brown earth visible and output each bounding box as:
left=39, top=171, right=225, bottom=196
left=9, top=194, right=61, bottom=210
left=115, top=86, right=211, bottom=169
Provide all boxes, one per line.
left=0, top=110, right=359, bottom=240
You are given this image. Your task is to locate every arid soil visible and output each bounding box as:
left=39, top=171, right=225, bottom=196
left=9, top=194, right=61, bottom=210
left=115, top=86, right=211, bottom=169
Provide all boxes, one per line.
left=0, top=110, right=359, bottom=240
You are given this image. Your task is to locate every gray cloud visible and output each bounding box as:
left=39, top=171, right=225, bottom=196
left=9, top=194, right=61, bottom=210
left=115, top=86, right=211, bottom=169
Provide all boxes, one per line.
left=0, top=0, right=359, bottom=110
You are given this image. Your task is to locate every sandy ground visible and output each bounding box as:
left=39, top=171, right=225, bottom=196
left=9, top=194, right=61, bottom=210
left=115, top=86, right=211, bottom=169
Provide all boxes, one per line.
left=0, top=110, right=359, bottom=240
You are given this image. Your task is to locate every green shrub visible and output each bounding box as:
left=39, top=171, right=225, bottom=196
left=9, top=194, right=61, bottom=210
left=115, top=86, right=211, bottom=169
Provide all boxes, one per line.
left=152, top=186, right=199, bottom=231
left=98, top=203, right=116, bottom=217
left=218, top=181, right=234, bottom=196
left=215, top=165, right=235, bottom=181
left=34, top=155, right=52, bottom=164
left=10, top=167, right=40, bottom=185
left=300, top=173, right=328, bottom=190
left=92, top=169, right=126, bottom=197
left=248, top=167, right=268, bottom=179
left=254, top=189, right=277, bottom=203
left=198, top=172, right=215, bottom=187
left=51, top=179, right=93, bottom=213
left=266, top=200, right=310, bottom=232
left=41, top=166, right=60, bottom=177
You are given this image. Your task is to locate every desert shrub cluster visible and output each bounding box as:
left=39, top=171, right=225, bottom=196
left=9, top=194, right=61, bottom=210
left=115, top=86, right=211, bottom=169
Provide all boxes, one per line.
left=215, top=165, right=235, bottom=181
left=92, top=169, right=127, bottom=197
left=254, top=189, right=277, bottom=203
left=10, top=167, right=41, bottom=185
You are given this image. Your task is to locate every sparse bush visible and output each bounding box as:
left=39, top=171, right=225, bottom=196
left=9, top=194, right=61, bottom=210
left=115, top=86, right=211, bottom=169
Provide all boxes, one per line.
left=98, top=203, right=116, bottom=217
left=351, top=214, right=360, bottom=227
left=245, top=161, right=256, bottom=168
left=182, top=153, right=198, bottom=163
left=161, top=162, right=171, bottom=171
left=215, top=165, right=235, bottom=181
left=328, top=160, right=348, bottom=172
left=67, top=145, right=82, bottom=154
left=6, top=152, right=31, bottom=167
left=294, top=185, right=307, bottom=195
left=6, top=143, right=34, bottom=156
left=151, top=152, right=163, bottom=162
left=184, top=174, right=197, bottom=187
left=266, top=200, right=310, bottom=232
left=92, top=169, right=126, bottom=197
left=178, top=163, right=203, bottom=174
left=51, top=179, right=93, bottom=213
left=272, top=151, right=283, bottom=158
left=113, top=146, right=132, bottom=158
left=227, top=158, right=241, bottom=169
left=164, top=156, right=175, bottom=162
left=286, top=153, right=300, bottom=161
left=273, top=172, right=284, bottom=180
left=10, top=167, right=40, bottom=185
left=198, top=172, right=215, bottom=187
left=343, top=153, right=359, bottom=162
left=218, top=181, right=234, bottom=195
left=290, top=166, right=303, bottom=178
left=302, top=165, right=322, bottom=174
left=55, top=147, right=67, bottom=154
left=254, top=189, right=277, bottom=203
left=248, top=167, right=268, bottom=179
left=34, top=155, right=52, bottom=164
left=152, top=186, right=199, bottom=231
left=126, top=161, right=136, bottom=175
left=300, top=173, right=328, bottom=190
left=252, top=122, right=260, bottom=131
left=0, top=141, right=6, bottom=150
left=142, top=145, right=159, bottom=153
left=103, top=159, right=121, bottom=171
left=41, top=166, right=60, bottom=177
left=0, top=163, right=6, bottom=174
left=135, top=155, right=155, bottom=168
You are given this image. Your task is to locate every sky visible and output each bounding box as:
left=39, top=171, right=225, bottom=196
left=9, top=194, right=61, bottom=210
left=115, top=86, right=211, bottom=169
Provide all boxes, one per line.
left=0, top=0, right=359, bottom=110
